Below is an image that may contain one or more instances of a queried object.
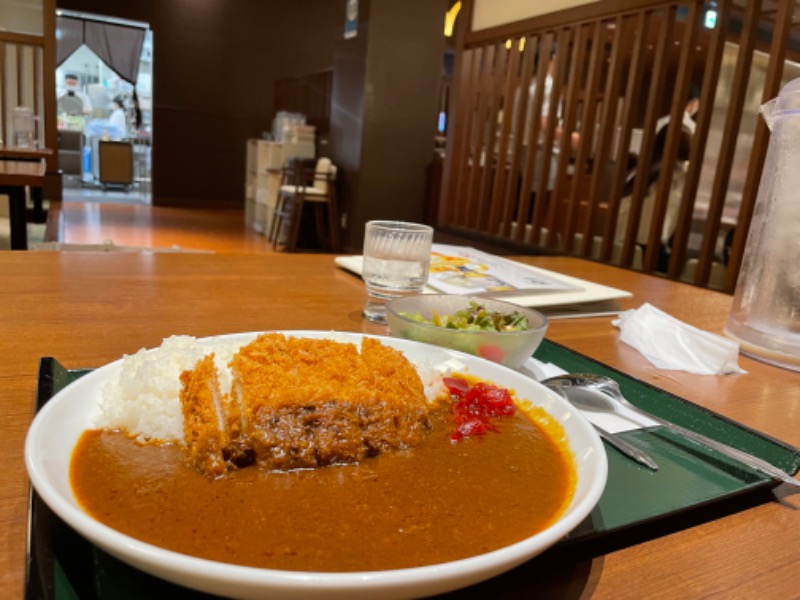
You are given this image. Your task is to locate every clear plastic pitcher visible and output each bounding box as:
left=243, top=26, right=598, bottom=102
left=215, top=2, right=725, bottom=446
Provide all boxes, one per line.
left=724, top=78, right=800, bottom=371
left=12, top=106, right=36, bottom=148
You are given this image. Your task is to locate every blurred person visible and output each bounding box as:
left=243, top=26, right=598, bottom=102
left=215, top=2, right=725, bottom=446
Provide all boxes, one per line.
left=58, top=73, right=92, bottom=115
left=656, top=84, right=701, bottom=137
left=513, top=48, right=580, bottom=223
left=614, top=119, right=692, bottom=272
left=129, top=89, right=143, bottom=133
left=616, top=86, right=700, bottom=270
left=108, top=96, right=128, bottom=139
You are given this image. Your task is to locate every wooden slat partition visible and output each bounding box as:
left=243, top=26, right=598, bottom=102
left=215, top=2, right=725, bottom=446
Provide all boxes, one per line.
left=642, top=1, right=700, bottom=272
left=692, top=0, right=760, bottom=285
left=667, top=0, right=731, bottom=279
left=579, top=14, right=626, bottom=258
left=620, top=5, right=674, bottom=267
left=439, top=0, right=796, bottom=292
left=723, top=0, right=793, bottom=291
left=0, top=3, right=58, bottom=174
left=532, top=30, right=570, bottom=245
left=487, top=37, right=523, bottom=236
left=600, top=11, right=651, bottom=263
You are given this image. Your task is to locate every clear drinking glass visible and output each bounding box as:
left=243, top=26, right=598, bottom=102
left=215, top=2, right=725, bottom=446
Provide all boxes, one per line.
left=362, top=220, right=434, bottom=323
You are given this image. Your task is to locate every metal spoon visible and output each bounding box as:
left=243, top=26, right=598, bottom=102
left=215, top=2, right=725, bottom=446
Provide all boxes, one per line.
left=544, top=382, right=658, bottom=470
left=543, top=373, right=800, bottom=488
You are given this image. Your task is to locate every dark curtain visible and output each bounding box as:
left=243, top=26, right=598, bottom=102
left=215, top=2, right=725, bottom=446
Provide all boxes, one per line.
left=84, top=21, right=146, bottom=84
left=56, top=16, right=84, bottom=67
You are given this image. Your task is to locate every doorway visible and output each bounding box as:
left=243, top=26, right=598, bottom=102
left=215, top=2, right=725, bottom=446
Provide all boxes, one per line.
left=55, top=12, right=152, bottom=205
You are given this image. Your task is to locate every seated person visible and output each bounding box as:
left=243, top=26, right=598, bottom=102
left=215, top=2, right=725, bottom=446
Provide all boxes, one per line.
left=615, top=121, right=693, bottom=270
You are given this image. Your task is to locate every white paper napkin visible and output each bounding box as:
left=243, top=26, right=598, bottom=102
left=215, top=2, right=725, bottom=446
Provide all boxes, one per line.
left=612, top=303, right=746, bottom=375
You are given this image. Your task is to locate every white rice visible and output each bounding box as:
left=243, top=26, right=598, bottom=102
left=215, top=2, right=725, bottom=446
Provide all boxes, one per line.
left=96, top=335, right=447, bottom=444
left=96, top=336, right=241, bottom=443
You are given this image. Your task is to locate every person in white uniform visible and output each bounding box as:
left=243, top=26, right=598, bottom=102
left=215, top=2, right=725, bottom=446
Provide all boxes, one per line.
left=58, top=74, right=92, bottom=115
left=108, top=96, right=128, bottom=140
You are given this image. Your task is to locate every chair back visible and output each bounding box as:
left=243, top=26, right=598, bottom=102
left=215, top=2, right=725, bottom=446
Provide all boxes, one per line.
left=280, top=157, right=315, bottom=188
left=313, top=157, right=334, bottom=194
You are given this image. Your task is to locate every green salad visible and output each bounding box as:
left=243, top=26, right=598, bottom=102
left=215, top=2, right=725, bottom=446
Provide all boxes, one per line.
left=401, top=301, right=529, bottom=332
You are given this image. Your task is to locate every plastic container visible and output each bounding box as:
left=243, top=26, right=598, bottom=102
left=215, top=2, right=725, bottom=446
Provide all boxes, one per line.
left=724, top=78, right=800, bottom=371
left=82, top=144, right=91, bottom=176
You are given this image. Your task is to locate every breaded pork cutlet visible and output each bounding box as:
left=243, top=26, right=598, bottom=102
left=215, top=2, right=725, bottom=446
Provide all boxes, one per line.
left=179, top=354, right=228, bottom=476
left=179, top=334, right=434, bottom=476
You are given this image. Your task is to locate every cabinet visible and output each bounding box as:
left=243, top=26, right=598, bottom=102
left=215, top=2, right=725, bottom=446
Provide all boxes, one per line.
left=245, top=139, right=315, bottom=233
left=98, top=141, right=134, bottom=189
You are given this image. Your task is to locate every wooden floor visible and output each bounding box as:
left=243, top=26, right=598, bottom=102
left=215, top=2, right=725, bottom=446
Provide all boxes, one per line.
left=43, top=200, right=490, bottom=256
left=47, top=201, right=278, bottom=254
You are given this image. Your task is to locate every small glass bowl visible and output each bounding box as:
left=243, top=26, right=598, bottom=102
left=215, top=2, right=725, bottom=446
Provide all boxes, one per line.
left=386, top=295, right=548, bottom=369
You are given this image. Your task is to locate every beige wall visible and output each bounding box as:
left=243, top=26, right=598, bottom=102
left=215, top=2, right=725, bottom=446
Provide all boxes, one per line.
left=0, top=0, right=44, bottom=35
left=471, top=0, right=599, bottom=31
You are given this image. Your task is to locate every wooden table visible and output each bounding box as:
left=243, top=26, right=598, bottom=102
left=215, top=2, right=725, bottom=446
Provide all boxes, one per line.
left=0, top=159, right=47, bottom=249
left=3, top=253, right=799, bottom=598
left=0, top=147, right=53, bottom=224
left=0, top=146, right=53, bottom=161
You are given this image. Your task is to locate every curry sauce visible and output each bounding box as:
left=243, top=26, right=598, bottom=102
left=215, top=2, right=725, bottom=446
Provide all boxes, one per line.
left=70, top=406, right=575, bottom=572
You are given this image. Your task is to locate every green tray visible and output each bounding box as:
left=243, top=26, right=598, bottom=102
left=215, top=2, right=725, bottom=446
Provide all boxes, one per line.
left=27, top=342, right=800, bottom=599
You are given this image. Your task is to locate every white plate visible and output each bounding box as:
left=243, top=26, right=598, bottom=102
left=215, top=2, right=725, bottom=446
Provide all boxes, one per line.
left=26, top=331, right=607, bottom=600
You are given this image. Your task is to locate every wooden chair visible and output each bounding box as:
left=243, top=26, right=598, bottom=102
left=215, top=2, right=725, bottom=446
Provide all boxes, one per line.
left=269, top=157, right=339, bottom=252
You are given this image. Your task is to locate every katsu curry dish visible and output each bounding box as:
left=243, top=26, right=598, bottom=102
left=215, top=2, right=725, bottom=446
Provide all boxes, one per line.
left=70, top=333, right=577, bottom=572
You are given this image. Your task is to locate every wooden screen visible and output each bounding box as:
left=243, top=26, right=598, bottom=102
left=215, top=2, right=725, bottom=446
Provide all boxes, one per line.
left=1, top=35, right=46, bottom=149
left=0, top=0, right=57, bottom=170
left=440, top=0, right=795, bottom=291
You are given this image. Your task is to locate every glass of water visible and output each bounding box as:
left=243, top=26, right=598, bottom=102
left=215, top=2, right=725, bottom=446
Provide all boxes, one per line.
left=362, top=220, right=434, bottom=323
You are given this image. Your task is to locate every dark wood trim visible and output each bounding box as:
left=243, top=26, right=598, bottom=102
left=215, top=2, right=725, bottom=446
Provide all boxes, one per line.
left=444, top=47, right=473, bottom=226
left=33, top=45, right=40, bottom=129
left=0, top=31, right=44, bottom=45
left=454, top=47, right=482, bottom=226
left=43, top=0, right=59, bottom=174
left=439, top=0, right=473, bottom=226
left=0, top=42, right=6, bottom=148
left=17, top=44, right=24, bottom=105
